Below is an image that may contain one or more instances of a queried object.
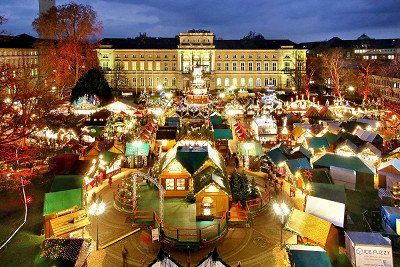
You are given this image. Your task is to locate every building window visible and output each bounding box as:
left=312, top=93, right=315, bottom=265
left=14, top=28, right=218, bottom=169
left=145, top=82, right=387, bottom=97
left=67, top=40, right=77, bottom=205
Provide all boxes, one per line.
left=124, top=62, right=129, bottom=70
left=216, top=78, right=222, bottom=86
left=297, top=61, right=302, bottom=70
left=256, top=62, right=261, bottom=71
left=371, top=55, right=377, bottom=60
left=148, top=77, right=153, bottom=87
left=248, top=78, right=253, bottom=87
left=264, top=78, right=269, bottom=86
left=240, top=78, right=246, bottom=86
left=156, top=62, right=161, bottom=70
left=102, top=61, right=108, bottom=68
left=172, top=62, right=176, bottom=71
left=164, top=62, right=168, bottom=71
left=272, top=78, right=277, bottom=86
left=166, top=179, right=175, bottom=190
left=140, top=61, right=145, bottom=70
left=176, top=179, right=186, bottom=190
left=131, top=61, right=136, bottom=70
left=286, top=78, right=290, bottom=87
left=217, top=62, right=221, bottom=71
left=232, top=62, right=237, bottom=71
left=203, top=202, right=212, bottom=216
left=132, top=78, right=136, bottom=87
left=363, top=55, right=369, bottom=60
left=248, top=62, right=253, bottom=71
left=264, top=62, right=269, bottom=71
left=388, top=55, right=395, bottom=60
left=163, top=77, right=168, bottom=86
left=148, top=61, right=153, bottom=71
left=272, top=62, right=277, bottom=71
left=256, top=78, right=261, bottom=87
left=224, top=62, right=229, bottom=71
left=172, top=78, right=176, bottom=86
left=232, top=78, right=238, bottom=86
left=224, top=78, right=230, bottom=87
left=240, top=62, right=245, bottom=71
left=140, top=77, right=145, bottom=87
left=284, top=62, right=290, bottom=71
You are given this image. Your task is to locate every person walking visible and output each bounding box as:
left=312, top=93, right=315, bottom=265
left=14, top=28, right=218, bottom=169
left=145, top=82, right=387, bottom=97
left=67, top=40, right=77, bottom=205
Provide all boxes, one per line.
left=122, top=245, right=129, bottom=267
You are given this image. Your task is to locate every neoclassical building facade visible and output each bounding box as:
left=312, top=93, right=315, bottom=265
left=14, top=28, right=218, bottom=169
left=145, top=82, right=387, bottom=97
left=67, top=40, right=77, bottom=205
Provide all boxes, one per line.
left=97, top=31, right=306, bottom=93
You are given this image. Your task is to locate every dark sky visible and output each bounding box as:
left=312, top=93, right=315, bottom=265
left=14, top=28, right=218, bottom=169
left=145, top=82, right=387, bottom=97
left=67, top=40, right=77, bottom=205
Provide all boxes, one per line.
left=1, top=0, right=400, bottom=42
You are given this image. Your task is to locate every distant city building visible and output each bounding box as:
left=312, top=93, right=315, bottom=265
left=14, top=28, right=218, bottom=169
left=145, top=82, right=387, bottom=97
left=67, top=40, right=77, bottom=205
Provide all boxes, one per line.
left=39, top=0, right=55, bottom=15
left=370, top=75, right=400, bottom=104
left=0, top=34, right=39, bottom=77
left=301, top=34, right=400, bottom=61
left=97, top=31, right=307, bottom=93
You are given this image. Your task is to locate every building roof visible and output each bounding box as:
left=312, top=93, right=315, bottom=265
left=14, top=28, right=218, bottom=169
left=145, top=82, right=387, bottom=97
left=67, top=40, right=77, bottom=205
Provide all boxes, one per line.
left=196, top=247, right=229, bottom=267
left=0, top=34, right=37, bottom=48
left=266, top=143, right=290, bottom=165
left=156, top=126, right=178, bottom=140
left=43, top=188, right=82, bottom=216
left=378, top=158, right=400, bottom=174
left=308, top=137, right=329, bottom=149
left=149, top=248, right=183, bottom=267
left=210, top=114, right=223, bottom=126
left=286, top=158, right=312, bottom=174
left=213, top=128, right=233, bottom=140
left=50, top=175, right=83, bottom=192
left=100, top=36, right=300, bottom=50
left=302, top=169, right=333, bottom=184
left=290, top=146, right=312, bottom=159
left=300, top=37, right=400, bottom=51
left=285, top=209, right=334, bottom=247
left=193, top=166, right=230, bottom=195
left=323, top=132, right=340, bottom=145
left=176, top=146, right=209, bottom=174
left=288, top=245, right=332, bottom=267
left=345, top=231, right=391, bottom=246
left=310, top=183, right=346, bottom=204
left=313, top=153, right=375, bottom=174
left=353, top=128, right=381, bottom=143
left=37, top=238, right=89, bottom=266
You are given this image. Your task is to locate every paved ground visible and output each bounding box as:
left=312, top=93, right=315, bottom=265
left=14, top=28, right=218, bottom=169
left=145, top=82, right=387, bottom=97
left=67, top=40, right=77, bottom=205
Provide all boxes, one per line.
left=86, top=170, right=295, bottom=267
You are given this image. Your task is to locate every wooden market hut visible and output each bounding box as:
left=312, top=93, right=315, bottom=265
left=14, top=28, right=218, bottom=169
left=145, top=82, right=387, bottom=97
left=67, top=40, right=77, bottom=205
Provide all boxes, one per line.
left=285, top=209, right=339, bottom=261
left=193, top=166, right=230, bottom=220
left=196, top=247, right=229, bottom=267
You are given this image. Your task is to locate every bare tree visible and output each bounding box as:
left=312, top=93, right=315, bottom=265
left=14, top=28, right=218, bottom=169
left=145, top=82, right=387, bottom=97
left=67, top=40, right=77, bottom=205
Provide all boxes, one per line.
left=321, top=48, right=349, bottom=99
left=111, top=61, right=128, bottom=95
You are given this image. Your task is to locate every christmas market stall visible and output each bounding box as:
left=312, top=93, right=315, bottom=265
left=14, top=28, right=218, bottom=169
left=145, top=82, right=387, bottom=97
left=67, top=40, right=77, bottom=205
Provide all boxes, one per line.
left=237, top=141, right=264, bottom=169
left=156, top=126, right=178, bottom=153
left=103, top=99, right=137, bottom=115
left=378, top=159, right=400, bottom=191
left=305, top=183, right=346, bottom=227
left=286, top=245, right=332, bottom=267
left=193, top=166, right=230, bottom=220
left=43, top=175, right=86, bottom=238
left=284, top=209, right=339, bottom=261
left=125, top=141, right=150, bottom=168
left=196, top=248, right=229, bottom=267
left=251, top=115, right=278, bottom=143
left=345, top=231, right=393, bottom=267
left=312, top=153, right=375, bottom=191
left=212, top=127, right=233, bottom=155
left=149, top=249, right=183, bottom=267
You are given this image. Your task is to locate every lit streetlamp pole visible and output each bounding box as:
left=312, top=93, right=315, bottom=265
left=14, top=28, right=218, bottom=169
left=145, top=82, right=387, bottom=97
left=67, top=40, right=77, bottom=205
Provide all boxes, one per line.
left=273, top=202, right=290, bottom=249
left=89, top=200, right=106, bottom=250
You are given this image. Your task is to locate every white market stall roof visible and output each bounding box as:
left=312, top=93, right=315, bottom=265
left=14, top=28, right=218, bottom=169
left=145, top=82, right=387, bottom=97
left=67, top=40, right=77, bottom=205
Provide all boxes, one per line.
left=379, top=158, right=400, bottom=175
left=103, top=100, right=137, bottom=115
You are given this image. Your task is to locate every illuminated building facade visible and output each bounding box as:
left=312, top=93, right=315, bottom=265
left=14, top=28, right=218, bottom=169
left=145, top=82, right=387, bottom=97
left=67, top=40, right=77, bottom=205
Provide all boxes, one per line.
left=97, top=30, right=307, bottom=93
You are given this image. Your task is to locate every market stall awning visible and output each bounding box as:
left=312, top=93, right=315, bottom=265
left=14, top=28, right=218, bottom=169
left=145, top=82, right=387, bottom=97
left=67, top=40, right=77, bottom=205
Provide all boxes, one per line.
left=308, top=137, right=329, bottom=149
left=125, top=142, right=150, bottom=157
left=238, top=142, right=263, bottom=157
left=288, top=245, right=332, bottom=267
left=50, top=175, right=83, bottom=192
left=213, top=129, right=233, bottom=140
left=210, top=115, right=223, bottom=126
left=44, top=188, right=82, bottom=216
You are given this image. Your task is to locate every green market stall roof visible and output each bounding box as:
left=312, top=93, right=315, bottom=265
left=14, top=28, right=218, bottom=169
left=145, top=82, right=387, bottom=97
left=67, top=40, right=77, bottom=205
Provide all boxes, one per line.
left=50, top=175, right=83, bottom=192
left=313, top=153, right=375, bottom=174
left=287, top=245, right=332, bottom=267
left=286, top=158, right=312, bottom=174
left=307, top=137, right=329, bottom=149
left=213, top=129, right=233, bottom=140
left=193, top=165, right=230, bottom=195
left=301, top=169, right=333, bottom=184
left=210, top=114, right=223, bottom=126
left=176, top=146, right=209, bottom=174
left=323, top=132, right=340, bottom=145
left=310, top=183, right=346, bottom=204
left=266, top=143, right=290, bottom=165
left=44, top=188, right=82, bottom=216
left=125, top=142, right=150, bottom=156
left=238, top=142, right=263, bottom=156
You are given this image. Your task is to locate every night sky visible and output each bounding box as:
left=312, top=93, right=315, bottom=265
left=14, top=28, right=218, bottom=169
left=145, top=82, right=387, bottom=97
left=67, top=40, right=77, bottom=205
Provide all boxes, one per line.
left=1, top=0, right=400, bottom=42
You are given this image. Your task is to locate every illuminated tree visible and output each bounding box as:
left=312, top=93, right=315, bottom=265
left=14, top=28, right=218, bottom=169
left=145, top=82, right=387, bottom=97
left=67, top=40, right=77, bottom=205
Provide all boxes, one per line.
left=32, top=3, right=102, bottom=98
left=0, top=63, right=61, bottom=149
left=111, top=61, right=127, bottom=96
left=304, top=55, right=324, bottom=97
left=321, top=48, right=348, bottom=99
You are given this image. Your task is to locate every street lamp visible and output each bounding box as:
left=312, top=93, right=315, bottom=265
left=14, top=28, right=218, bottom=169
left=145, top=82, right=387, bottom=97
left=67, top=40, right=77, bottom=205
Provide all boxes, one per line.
left=273, top=202, right=290, bottom=249
left=89, top=200, right=106, bottom=250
